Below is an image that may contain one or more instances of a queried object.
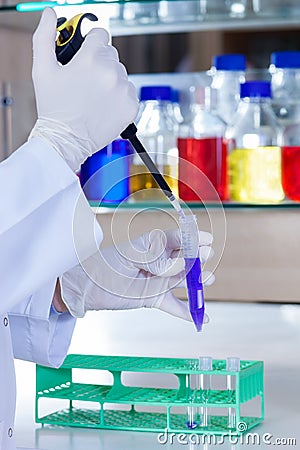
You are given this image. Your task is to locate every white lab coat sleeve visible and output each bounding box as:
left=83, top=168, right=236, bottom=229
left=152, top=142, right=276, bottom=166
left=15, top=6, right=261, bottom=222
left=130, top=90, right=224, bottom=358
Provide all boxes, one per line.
left=0, top=313, right=16, bottom=450
left=0, top=136, right=103, bottom=315
left=8, top=279, right=76, bottom=368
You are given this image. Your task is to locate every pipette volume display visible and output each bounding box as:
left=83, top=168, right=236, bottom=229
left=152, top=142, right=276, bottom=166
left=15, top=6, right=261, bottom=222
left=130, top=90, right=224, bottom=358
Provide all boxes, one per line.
left=179, top=215, right=205, bottom=332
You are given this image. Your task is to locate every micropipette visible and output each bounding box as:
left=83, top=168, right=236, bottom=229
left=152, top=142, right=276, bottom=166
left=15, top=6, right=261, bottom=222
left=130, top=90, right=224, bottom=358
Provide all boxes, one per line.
left=180, top=214, right=205, bottom=332
left=55, top=14, right=184, bottom=218
left=55, top=15, right=207, bottom=332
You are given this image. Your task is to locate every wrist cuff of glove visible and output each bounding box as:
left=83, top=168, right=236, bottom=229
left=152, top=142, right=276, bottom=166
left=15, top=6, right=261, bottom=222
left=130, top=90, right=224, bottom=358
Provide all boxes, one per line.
left=29, top=118, right=96, bottom=172
left=59, top=275, right=87, bottom=318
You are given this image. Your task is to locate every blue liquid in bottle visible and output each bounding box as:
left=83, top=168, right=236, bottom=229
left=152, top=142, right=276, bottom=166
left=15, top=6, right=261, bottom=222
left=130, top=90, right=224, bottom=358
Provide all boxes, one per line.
left=80, top=139, right=130, bottom=203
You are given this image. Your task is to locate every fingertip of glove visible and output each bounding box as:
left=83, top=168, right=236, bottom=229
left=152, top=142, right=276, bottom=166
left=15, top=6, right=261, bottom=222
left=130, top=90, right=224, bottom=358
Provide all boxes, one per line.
left=33, top=8, right=57, bottom=40
left=199, top=230, right=213, bottom=246
left=159, top=257, right=185, bottom=277
left=200, top=246, right=215, bottom=263
left=204, top=313, right=210, bottom=324
left=202, top=271, right=215, bottom=286
left=84, top=27, right=110, bottom=46
left=32, top=8, right=57, bottom=65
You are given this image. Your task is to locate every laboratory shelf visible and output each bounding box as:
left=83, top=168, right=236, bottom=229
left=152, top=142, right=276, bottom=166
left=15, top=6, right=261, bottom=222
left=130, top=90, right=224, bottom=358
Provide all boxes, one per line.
left=1, top=0, right=300, bottom=36
left=110, top=15, right=300, bottom=37
left=90, top=199, right=300, bottom=212
left=36, top=354, right=264, bottom=435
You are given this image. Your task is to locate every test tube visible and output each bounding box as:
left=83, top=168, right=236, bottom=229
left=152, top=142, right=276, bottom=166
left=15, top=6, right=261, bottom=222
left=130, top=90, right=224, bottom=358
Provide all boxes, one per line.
left=179, top=215, right=205, bottom=332
left=186, top=366, right=198, bottom=429
left=199, top=356, right=212, bottom=427
left=226, top=357, right=240, bottom=429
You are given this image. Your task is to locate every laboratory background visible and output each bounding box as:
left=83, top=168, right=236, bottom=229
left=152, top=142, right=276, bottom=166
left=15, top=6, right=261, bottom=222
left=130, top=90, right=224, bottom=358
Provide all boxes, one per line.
left=1, top=0, right=300, bottom=449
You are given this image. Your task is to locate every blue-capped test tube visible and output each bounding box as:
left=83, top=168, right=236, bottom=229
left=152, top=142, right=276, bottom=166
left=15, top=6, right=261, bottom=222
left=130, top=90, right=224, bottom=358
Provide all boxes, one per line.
left=179, top=214, right=205, bottom=332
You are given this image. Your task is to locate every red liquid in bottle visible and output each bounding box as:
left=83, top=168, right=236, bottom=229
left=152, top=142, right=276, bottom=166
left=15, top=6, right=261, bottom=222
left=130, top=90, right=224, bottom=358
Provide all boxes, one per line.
left=282, top=146, right=300, bottom=201
left=178, top=136, right=228, bottom=201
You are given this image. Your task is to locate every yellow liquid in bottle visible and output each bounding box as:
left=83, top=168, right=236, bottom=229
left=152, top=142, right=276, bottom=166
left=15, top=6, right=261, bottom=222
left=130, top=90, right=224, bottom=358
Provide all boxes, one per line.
left=229, top=146, right=284, bottom=203
left=130, top=164, right=178, bottom=200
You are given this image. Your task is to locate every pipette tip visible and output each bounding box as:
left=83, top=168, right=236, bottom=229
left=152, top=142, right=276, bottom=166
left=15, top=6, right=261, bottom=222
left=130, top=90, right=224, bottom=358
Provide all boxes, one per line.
left=169, top=196, right=186, bottom=218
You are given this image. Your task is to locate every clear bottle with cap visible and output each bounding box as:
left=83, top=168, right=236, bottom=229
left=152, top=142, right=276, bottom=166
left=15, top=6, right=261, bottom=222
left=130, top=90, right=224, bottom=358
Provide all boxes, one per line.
left=281, top=122, right=300, bottom=201
left=227, top=80, right=284, bottom=203
left=252, top=0, right=300, bottom=17
left=122, top=1, right=158, bottom=25
left=158, top=0, right=202, bottom=23
left=168, top=89, right=184, bottom=126
left=204, top=0, right=247, bottom=18
left=210, top=54, right=246, bottom=125
left=130, top=85, right=178, bottom=200
left=178, top=86, right=228, bottom=202
left=270, top=51, right=300, bottom=126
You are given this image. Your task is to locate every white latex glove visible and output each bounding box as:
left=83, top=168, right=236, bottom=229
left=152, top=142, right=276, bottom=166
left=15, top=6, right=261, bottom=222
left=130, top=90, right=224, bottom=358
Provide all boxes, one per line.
left=29, top=8, right=138, bottom=171
left=60, top=229, right=215, bottom=322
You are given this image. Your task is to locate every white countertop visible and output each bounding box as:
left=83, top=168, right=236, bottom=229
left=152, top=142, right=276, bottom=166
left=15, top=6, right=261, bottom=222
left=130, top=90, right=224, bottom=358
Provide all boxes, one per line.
left=14, top=302, right=300, bottom=449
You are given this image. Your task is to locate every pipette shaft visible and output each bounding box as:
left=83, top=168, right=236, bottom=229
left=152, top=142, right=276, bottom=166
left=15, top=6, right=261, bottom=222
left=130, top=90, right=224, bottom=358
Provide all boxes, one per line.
left=121, top=124, right=185, bottom=216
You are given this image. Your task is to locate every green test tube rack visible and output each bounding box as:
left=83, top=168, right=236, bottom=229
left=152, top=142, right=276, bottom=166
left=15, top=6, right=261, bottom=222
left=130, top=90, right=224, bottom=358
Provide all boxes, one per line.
left=36, top=354, right=264, bottom=435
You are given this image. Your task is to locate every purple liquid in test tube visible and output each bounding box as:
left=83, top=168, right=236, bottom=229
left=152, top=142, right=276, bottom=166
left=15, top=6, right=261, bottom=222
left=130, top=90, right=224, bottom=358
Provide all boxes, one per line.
left=179, top=214, right=205, bottom=332
left=185, top=257, right=204, bottom=332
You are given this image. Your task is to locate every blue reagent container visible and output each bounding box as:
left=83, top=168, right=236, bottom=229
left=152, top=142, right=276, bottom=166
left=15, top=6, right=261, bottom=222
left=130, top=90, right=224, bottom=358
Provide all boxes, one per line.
left=80, top=139, right=131, bottom=203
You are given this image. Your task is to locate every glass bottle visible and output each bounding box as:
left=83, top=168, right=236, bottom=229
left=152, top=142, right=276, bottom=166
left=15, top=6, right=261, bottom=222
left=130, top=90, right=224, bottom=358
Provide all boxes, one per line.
left=80, top=139, right=130, bottom=203
left=169, top=89, right=184, bottom=125
left=122, top=1, right=158, bottom=25
left=204, top=0, right=247, bottom=18
left=130, top=85, right=178, bottom=200
left=281, top=122, right=300, bottom=201
left=178, top=86, right=228, bottom=202
left=158, top=0, right=202, bottom=23
left=270, top=51, right=300, bottom=126
left=227, top=80, right=284, bottom=203
left=211, top=53, right=246, bottom=125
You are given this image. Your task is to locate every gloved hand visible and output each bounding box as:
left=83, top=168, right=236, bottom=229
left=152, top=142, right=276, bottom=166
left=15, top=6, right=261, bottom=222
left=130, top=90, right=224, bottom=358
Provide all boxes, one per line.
left=29, top=8, right=139, bottom=171
left=60, top=229, right=215, bottom=322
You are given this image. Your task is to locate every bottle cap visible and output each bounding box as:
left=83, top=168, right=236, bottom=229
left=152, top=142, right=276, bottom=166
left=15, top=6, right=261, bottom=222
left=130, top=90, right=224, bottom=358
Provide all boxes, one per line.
left=199, top=356, right=213, bottom=371
left=226, top=357, right=240, bottom=372
left=270, top=51, right=300, bottom=69
left=240, top=80, right=271, bottom=98
left=212, top=54, right=246, bottom=71
left=140, top=86, right=172, bottom=101
left=171, top=88, right=180, bottom=103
